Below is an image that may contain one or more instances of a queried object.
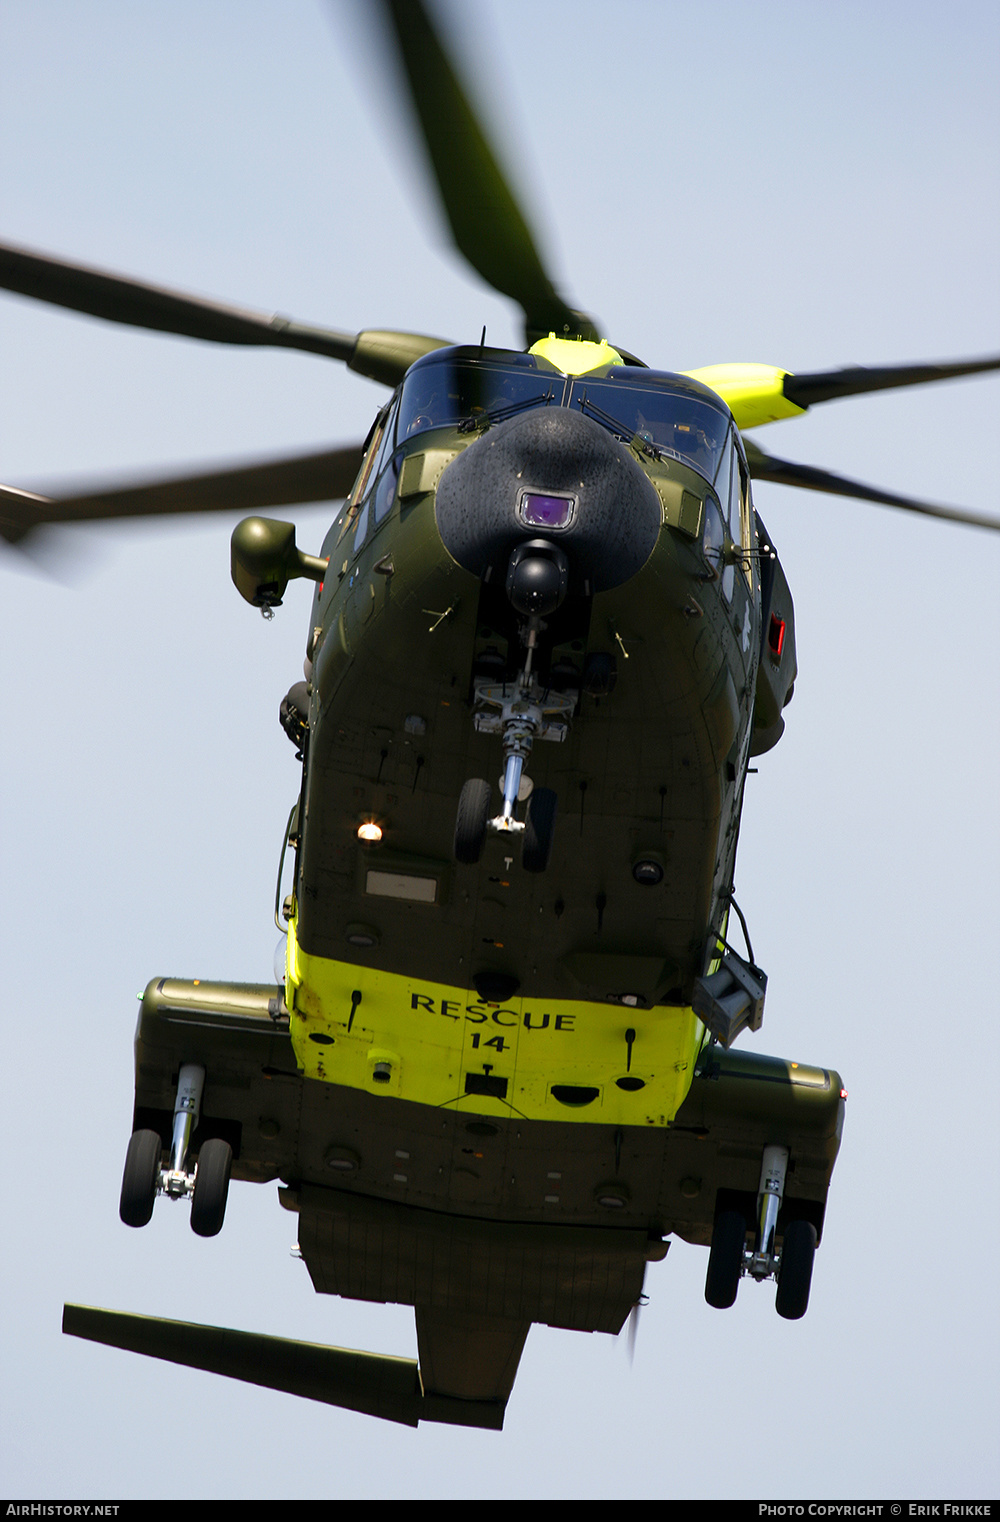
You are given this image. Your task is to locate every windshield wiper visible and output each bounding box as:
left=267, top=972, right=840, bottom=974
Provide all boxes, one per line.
left=458, top=388, right=557, bottom=433
left=577, top=392, right=663, bottom=459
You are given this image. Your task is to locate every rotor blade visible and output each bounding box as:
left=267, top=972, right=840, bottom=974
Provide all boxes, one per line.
left=0, top=484, right=50, bottom=543
left=378, top=0, right=596, bottom=343
left=63, top=1304, right=422, bottom=1427
left=626, top=1301, right=641, bottom=1366
left=0, top=241, right=357, bottom=357
left=62, top=1305, right=506, bottom=1430
left=743, top=437, right=1000, bottom=533
left=1, top=443, right=365, bottom=545
left=0, top=242, right=449, bottom=384
left=782, top=354, right=1000, bottom=410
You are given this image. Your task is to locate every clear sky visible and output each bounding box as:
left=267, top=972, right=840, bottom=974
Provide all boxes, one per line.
left=1, top=0, right=998, bottom=1501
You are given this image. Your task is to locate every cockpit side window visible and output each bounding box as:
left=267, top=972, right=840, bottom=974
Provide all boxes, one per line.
left=349, top=404, right=390, bottom=508
left=703, top=493, right=727, bottom=597
left=713, top=432, right=733, bottom=528
left=339, top=395, right=400, bottom=547
left=731, top=448, right=754, bottom=588
left=369, top=394, right=400, bottom=484
left=352, top=499, right=370, bottom=555
left=373, top=448, right=403, bottom=526
left=703, top=430, right=754, bottom=599
left=703, top=441, right=737, bottom=601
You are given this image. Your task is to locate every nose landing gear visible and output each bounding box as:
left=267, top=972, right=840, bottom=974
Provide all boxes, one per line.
left=455, top=620, right=571, bottom=871
left=455, top=539, right=575, bottom=871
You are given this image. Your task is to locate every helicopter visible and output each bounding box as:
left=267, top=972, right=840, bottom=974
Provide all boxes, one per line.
left=3, top=0, right=998, bottom=1445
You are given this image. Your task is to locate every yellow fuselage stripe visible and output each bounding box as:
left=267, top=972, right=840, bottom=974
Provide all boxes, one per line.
left=286, top=918, right=706, bottom=1127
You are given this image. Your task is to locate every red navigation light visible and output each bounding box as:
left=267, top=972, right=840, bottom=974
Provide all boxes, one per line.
left=768, top=614, right=786, bottom=661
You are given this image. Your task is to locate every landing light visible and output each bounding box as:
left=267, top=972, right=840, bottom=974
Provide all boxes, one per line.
left=595, top=1185, right=630, bottom=1209
left=357, top=821, right=383, bottom=843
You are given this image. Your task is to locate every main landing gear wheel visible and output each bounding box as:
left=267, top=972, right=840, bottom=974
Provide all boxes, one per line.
left=119, top=1129, right=162, bottom=1228
left=454, top=778, right=491, bottom=864
left=190, top=1138, right=233, bottom=1238
left=705, top=1209, right=746, bottom=1309
left=522, top=786, right=557, bottom=873
left=775, top=1218, right=817, bottom=1320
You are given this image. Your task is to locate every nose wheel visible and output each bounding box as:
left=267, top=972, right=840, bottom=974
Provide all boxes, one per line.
left=454, top=778, right=493, bottom=864
left=522, top=786, right=557, bottom=873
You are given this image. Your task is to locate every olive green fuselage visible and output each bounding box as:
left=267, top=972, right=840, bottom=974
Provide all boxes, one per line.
left=297, top=418, right=758, bottom=1016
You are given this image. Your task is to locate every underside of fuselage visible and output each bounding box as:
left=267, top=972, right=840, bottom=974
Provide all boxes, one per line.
left=91, top=977, right=843, bottom=1428
left=297, top=412, right=757, bottom=1022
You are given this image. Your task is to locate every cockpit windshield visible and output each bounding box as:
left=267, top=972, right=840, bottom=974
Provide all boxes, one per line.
left=396, top=348, right=732, bottom=486
left=397, top=348, right=563, bottom=441
left=569, top=370, right=730, bottom=483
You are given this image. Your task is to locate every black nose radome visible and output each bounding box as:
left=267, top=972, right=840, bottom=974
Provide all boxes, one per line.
left=435, top=407, right=662, bottom=594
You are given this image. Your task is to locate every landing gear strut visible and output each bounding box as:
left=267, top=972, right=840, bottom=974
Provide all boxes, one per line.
left=456, top=621, right=571, bottom=870
left=455, top=538, right=574, bottom=872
